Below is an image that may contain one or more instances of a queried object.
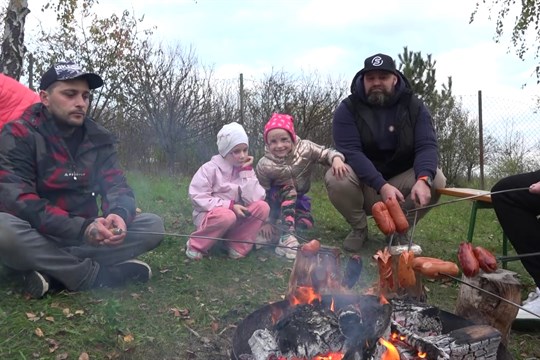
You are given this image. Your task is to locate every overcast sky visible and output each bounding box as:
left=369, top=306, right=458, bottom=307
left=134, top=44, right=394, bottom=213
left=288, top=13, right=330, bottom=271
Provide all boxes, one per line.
left=26, top=0, right=540, bottom=123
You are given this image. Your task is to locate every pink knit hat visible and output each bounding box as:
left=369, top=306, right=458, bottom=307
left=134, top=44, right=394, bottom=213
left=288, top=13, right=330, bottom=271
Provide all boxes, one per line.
left=263, top=113, right=296, bottom=144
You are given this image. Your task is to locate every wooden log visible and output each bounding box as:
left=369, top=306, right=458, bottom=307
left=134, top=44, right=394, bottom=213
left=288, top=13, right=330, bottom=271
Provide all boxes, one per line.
left=454, top=269, right=521, bottom=346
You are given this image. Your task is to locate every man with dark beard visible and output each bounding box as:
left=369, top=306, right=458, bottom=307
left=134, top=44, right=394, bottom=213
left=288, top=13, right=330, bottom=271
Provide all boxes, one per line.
left=325, top=53, right=446, bottom=252
left=0, top=61, right=164, bottom=298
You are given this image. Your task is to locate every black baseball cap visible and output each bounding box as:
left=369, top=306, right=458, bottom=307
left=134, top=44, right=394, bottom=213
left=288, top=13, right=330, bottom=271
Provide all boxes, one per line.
left=39, top=61, right=104, bottom=90
left=359, top=53, right=398, bottom=75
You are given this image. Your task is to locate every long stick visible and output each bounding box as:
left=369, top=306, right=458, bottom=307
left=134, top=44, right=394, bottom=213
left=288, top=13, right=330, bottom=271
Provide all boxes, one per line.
left=497, top=251, right=540, bottom=262
left=441, top=272, right=540, bottom=319
left=407, top=187, right=530, bottom=214
left=113, top=229, right=334, bottom=253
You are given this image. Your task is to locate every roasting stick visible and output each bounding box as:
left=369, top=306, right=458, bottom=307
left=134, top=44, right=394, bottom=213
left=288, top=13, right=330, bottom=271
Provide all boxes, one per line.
left=111, top=229, right=334, bottom=254
left=440, top=272, right=540, bottom=319
left=497, top=251, right=540, bottom=262
left=405, top=187, right=530, bottom=214
left=408, top=211, right=418, bottom=251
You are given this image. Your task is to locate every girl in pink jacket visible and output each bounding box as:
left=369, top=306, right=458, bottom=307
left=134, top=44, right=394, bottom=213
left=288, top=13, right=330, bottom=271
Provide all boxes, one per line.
left=0, top=74, right=40, bottom=129
left=185, top=122, right=270, bottom=260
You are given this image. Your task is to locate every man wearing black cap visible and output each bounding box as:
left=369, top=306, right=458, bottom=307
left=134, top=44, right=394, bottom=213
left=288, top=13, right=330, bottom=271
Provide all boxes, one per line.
left=325, top=53, right=446, bottom=251
left=0, top=61, right=164, bottom=298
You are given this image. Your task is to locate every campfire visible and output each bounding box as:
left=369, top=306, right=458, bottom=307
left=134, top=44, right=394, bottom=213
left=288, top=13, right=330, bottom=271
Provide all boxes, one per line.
left=231, top=243, right=505, bottom=360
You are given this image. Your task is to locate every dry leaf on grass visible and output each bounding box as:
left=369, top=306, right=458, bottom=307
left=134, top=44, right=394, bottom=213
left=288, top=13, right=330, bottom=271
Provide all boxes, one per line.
left=46, top=338, right=59, bottom=353
left=78, top=352, right=90, bottom=360
left=26, top=312, right=40, bottom=321
left=35, top=327, right=44, bottom=337
left=211, top=321, right=219, bottom=333
left=45, top=316, right=55, bottom=322
left=56, top=353, right=68, bottom=360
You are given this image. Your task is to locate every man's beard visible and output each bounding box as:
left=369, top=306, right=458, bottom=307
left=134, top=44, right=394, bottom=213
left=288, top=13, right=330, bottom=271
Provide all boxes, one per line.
left=366, top=89, right=393, bottom=106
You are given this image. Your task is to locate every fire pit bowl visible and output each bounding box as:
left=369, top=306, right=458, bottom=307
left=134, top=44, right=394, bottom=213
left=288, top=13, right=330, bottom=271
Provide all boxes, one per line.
left=230, top=294, right=513, bottom=360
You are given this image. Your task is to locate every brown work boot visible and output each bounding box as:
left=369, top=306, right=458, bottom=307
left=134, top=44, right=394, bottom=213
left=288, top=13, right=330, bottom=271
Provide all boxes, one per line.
left=343, top=228, right=368, bottom=252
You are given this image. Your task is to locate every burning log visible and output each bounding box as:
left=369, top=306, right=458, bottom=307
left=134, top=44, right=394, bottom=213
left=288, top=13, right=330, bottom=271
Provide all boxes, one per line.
left=273, top=303, right=344, bottom=358
left=454, top=269, right=521, bottom=345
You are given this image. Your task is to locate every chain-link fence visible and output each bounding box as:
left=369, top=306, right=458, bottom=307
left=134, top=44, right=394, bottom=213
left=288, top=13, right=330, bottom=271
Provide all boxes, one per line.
left=455, top=91, right=540, bottom=189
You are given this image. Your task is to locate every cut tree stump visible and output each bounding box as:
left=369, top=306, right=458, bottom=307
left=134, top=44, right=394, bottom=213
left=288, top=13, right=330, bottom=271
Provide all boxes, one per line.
left=454, top=269, right=521, bottom=345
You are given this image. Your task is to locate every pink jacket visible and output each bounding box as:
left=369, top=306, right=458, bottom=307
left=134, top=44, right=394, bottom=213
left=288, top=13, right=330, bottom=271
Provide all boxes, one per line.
left=0, top=74, right=40, bottom=130
left=189, top=155, right=266, bottom=227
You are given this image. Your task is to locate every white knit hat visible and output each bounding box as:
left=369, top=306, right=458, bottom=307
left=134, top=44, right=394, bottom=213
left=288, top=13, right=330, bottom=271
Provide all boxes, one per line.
left=216, top=122, right=249, bottom=157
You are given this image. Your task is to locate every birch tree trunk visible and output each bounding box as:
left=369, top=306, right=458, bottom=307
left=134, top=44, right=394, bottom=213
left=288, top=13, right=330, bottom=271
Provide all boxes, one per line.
left=0, top=0, right=30, bottom=80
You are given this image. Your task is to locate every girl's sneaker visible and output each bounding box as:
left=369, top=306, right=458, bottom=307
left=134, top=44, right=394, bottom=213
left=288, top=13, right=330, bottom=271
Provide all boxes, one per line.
left=296, top=218, right=314, bottom=231
left=275, top=234, right=299, bottom=259
left=228, top=248, right=245, bottom=259
left=185, top=246, right=203, bottom=260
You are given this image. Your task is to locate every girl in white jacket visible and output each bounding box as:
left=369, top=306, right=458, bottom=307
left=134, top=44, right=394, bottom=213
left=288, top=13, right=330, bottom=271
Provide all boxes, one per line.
left=186, top=122, right=269, bottom=260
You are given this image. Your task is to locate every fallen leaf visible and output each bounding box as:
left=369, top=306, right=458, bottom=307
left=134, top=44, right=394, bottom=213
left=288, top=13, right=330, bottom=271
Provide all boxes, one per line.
left=56, top=353, right=68, bottom=360
left=211, top=321, right=219, bottom=333
left=45, top=316, right=55, bottom=322
left=160, top=269, right=171, bottom=273
left=75, top=310, right=84, bottom=316
left=78, top=352, right=90, bottom=360
left=123, top=334, right=134, bottom=343
left=26, top=312, right=40, bottom=321
left=35, top=327, right=44, bottom=337
left=130, top=293, right=141, bottom=299
left=62, top=308, right=71, bottom=316
left=46, top=338, right=59, bottom=353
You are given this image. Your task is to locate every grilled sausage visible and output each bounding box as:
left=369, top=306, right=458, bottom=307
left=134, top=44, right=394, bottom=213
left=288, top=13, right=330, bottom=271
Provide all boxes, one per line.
left=458, top=242, right=480, bottom=277
left=300, top=239, right=321, bottom=256
left=385, top=197, right=409, bottom=234
left=473, top=246, right=498, bottom=273
left=412, top=257, right=460, bottom=279
left=372, top=202, right=396, bottom=235
left=398, top=250, right=416, bottom=288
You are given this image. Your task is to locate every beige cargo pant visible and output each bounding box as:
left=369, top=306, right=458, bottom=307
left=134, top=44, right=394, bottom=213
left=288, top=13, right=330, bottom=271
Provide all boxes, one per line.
left=324, top=165, right=447, bottom=231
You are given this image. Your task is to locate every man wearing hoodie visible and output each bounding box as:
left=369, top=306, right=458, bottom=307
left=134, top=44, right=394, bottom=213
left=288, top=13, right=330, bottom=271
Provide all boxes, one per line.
left=325, top=53, right=446, bottom=252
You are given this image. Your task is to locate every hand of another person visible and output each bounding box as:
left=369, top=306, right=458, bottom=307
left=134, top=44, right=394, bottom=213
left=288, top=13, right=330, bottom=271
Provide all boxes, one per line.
left=233, top=204, right=249, bottom=218
left=331, top=157, right=349, bottom=179
left=260, top=223, right=275, bottom=240
left=530, top=181, right=540, bottom=195
left=242, top=156, right=254, bottom=168
left=411, top=180, right=432, bottom=207
left=379, top=183, right=405, bottom=203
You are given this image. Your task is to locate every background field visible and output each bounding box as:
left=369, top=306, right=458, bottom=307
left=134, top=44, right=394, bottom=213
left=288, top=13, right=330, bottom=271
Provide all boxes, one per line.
left=0, top=173, right=539, bottom=359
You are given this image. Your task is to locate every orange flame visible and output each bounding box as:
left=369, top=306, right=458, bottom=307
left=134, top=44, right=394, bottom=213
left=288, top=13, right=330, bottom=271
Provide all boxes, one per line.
left=330, top=297, right=335, bottom=312
left=313, top=352, right=344, bottom=360
left=379, top=337, right=400, bottom=360
left=379, top=294, right=389, bottom=304
left=289, top=286, right=322, bottom=306
left=418, top=351, right=427, bottom=358
left=269, top=304, right=284, bottom=324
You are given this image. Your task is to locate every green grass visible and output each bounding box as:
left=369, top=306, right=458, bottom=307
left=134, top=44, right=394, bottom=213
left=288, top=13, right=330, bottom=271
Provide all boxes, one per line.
left=0, top=174, right=538, bottom=359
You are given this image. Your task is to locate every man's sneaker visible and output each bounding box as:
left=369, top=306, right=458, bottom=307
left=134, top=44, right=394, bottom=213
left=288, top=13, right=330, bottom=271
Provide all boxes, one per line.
left=228, top=248, right=245, bottom=259
left=516, top=293, right=540, bottom=320
left=185, top=246, right=204, bottom=260
left=23, top=271, right=50, bottom=299
left=343, top=228, right=367, bottom=252
left=275, top=234, right=299, bottom=259
left=523, top=287, right=540, bottom=305
left=95, top=259, right=151, bottom=288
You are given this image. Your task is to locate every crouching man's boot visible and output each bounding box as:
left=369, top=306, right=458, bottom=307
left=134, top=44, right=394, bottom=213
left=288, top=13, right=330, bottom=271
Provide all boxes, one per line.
left=343, top=228, right=368, bottom=252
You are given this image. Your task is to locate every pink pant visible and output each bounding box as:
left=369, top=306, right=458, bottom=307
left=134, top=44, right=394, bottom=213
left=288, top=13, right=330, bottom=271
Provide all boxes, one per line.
left=188, top=200, right=270, bottom=256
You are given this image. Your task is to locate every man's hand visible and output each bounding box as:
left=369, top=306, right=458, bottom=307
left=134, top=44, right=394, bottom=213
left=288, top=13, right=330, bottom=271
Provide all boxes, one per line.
left=84, top=215, right=126, bottom=246
left=411, top=179, right=432, bottom=207
left=232, top=204, right=249, bottom=218
left=530, top=181, right=540, bottom=195
left=331, top=157, right=349, bottom=180
left=379, top=183, right=405, bottom=203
